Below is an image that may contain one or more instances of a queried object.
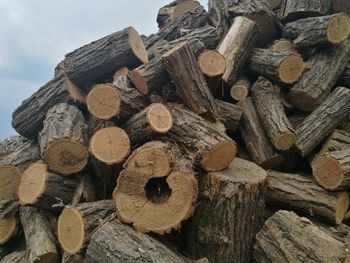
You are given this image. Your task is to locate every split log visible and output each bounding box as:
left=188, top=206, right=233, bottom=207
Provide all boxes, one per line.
left=162, top=42, right=219, bottom=122
left=229, top=75, right=251, bottom=101
left=269, top=38, right=296, bottom=52
left=238, top=98, right=284, bottom=169
left=288, top=41, right=350, bottom=111
left=217, top=16, right=259, bottom=85
left=248, top=48, right=304, bottom=84
left=187, top=158, right=267, bottom=263
left=166, top=103, right=236, bottom=172
left=20, top=206, right=58, bottom=263
left=64, top=27, right=148, bottom=89
left=86, top=220, right=191, bottom=263
left=339, top=62, right=350, bottom=87
left=39, top=103, right=88, bottom=175
left=216, top=100, right=242, bottom=133
left=208, top=0, right=276, bottom=47
left=278, top=0, right=333, bottom=23
left=11, top=73, right=86, bottom=139
left=283, top=13, right=350, bottom=48
left=294, top=87, right=350, bottom=156
left=0, top=251, right=27, bottom=263
left=58, top=200, right=115, bottom=254
left=254, top=210, right=348, bottom=263
left=266, top=170, right=349, bottom=224
left=18, top=161, right=79, bottom=210
left=252, top=77, right=296, bottom=150
left=0, top=217, right=17, bottom=245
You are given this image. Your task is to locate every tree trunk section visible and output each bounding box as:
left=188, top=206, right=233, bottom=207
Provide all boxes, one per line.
left=269, top=38, right=297, bottom=52
left=216, top=100, right=242, bottom=134
left=230, top=75, right=251, bottom=101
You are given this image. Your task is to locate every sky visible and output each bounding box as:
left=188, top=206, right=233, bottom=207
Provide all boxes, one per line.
left=0, top=0, right=207, bottom=140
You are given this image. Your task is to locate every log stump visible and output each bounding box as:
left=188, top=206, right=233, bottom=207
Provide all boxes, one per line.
left=0, top=217, right=17, bottom=245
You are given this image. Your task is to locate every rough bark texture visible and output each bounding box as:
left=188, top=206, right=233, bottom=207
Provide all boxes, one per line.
left=294, top=87, right=350, bottom=156
left=217, top=16, right=259, bottom=85
left=320, top=129, right=350, bottom=153
left=63, top=27, right=148, bottom=89
left=238, top=98, right=284, bottom=168
left=216, top=100, right=242, bottom=133
left=254, top=210, right=348, bottom=263
left=20, top=206, right=58, bottom=263
left=252, top=77, right=296, bottom=150
left=0, top=251, right=27, bottom=263
left=0, top=136, right=28, bottom=158
left=187, top=158, right=267, bottom=263
left=288, top=41, right=350, bottom=111
left=86, top=220, right=191, bottom=263
left=338, top=62, right=350, bottom=87
left=266, top=170, right=349, bottom=224
left=11, top=73, right=86, bottom=139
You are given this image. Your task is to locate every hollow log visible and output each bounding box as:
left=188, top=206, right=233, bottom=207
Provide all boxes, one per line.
left=0, top=251, right=27, bottom=263
left=0, top=217, right=17, bottom=245
left=216, top=100, right=242, bottom=133
left=229, top=75, right=251, bottom=101
left=187, top=158, right=267, bottom=263
left=339, top=62, right=350, bottom=87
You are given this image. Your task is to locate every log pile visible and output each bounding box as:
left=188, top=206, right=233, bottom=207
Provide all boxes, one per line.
left=1, top=0, right=350, bottom=262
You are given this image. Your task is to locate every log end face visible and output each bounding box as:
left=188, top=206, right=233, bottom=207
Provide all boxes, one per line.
left=279, top=53, right=304, bottom=84
left=0, top=216, right=17, bottom=245
left=58, top=207, right=85, bottom=254
left=230, top=85, right=249, bottom=101
left=327, top=13, right=350, bottom=44
left=146, top=103, right=173, bottom=134
left=0, top=165, right=21, bottom=200
left=288, top=89, right=317, bottom=111
left=336, top=192, right=349, bottom=224
left=197, top=50, right=226, bottom=77
left=130, top=69, right=149, bottom=95
left=312, top=155, right=344, bottom=190
left=275, top=133, right=296, bottom=151
left=127, top=27, right=148, bottom=64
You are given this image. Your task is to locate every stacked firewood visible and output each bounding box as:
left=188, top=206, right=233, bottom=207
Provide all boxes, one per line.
left=1, top=0, right=350, bottom=262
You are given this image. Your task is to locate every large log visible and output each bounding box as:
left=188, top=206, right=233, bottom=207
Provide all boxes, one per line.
left=254, top=210, right=348, bottom=263
left=187, top=158, right=267, bottom=263
left=216, top=100, right=242, bottom=133
left=63, top=27, right=148, bottom=89
left=20, top=206, right=57, bottom=263
left=58, top=200, right=115, bottom=254
left=86, top=220, right=191, bottom=263
left=266, top=170, right=349, bottom=224
left=0, top=217, right=17, bottom=245
left=217, top=16, right=259, bottom=86
left=39, top=103, right=88, bottom=175
left=11, top=74, right=86, bottom=139
left=288, top=40, right=350, bottom=111
left=283, top=13, right=350, bottom=48
left=0, top=251, right=27, bottom=263
left=294, top=87, right=350, bottom=156
left=252, top=77, right=296, bottom=150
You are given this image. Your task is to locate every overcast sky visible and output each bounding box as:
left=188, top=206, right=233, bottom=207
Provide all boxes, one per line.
left=0, top=0, right=207, bottom=140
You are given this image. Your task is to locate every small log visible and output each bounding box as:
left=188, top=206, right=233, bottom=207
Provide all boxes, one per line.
left=0, top=251, right=27, bottom=263
left=64, top=27, right=148, bottom=89
left=11, top=73, right=86, bottom=139
left=248, top=48, right=304, bottom=84
left=20, top=206, right=58, bottom=263
left=217, top=16, right=259, bottom=85
left=294, top=87, right=350, bottom=156
left=238, top=98, right=284, bottom=168
left=283, top=13, right=350, bottom=48
left=229, top=75, right=251, bottom=101
left=162, top=42, right=219, bottom=123
left=338, top=61, right=350, bottom=87
left=269, top=38, right=297, bottom=52
left=58, top=200, right=115, bottom=254
left=216, top=100, right=242, bottom=133
left=18, top=161, right=79, bottom=210
left=254, top=210, right=348, bottom=263
left=86, top=220, right=191, bottom=263
left=187, top=158, right=267, bottom=263
left=252, top=77, right=296, bottom=150
left=288, top=41, right=350, bottom=111
left=0, top=217, right=17, bottom=245
left=266, top=170, right=349, bottom=224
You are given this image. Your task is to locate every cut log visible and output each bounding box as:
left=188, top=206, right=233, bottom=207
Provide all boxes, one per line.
left=252, top=77, right=296, bottom=150
left=278, top=0, right=333, bottom=22
left=0, top=251, right=27, bottom=263
left=248, top=48, right=304, bottom=84
left=86, top=220, right=191, bottom=263
left=58, top=200, right=115, bottom=254
left=269, top=38, right=297, bottom=52
left=238, top=98, right=284, bottom=168
left=11, top=73, right=86, bottom=139
left=283, top=13, right=350, bottom=48
left=187, top=158, right=267, bottom=263
left=254, top=210, right=348, bottom=263
left=18, top=161, right=79, bottom=210
left=0, top=165, right=20, bottom=219
left=216, top=100, right=242, bottom=133
left=217, top=16, right=259, bottom=85
left=162, top=42, right=219, bottom=123
left=312, top=149, right=350, bottom=191
left=266, top=170, right=349, bottom=224
left=294, top=87, right=350, bottom=156
left=64, top=27, right=148, bottom=89
left=89, top=126, right=130, bottom=165
left=20, top=206, right=58, bottom=263
left=39, top=103, right=88, bottom=175
left=288, top=41, right=350, bottom=111
left=0, top=217, right=17, bottom=245
left=166, top=103, right=236, bottom=172
left=338, top=61, right=350, bottom=87
left=208, top=0, right=276, bottom=47
left=229, top=75, right=251, bottom=101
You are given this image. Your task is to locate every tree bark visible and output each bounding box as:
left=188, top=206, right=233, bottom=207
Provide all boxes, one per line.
left=187, top=158, right=267, bottom=263
left=11, top=73, right=86, bottom=139
left=20, top=206, right=58, bottom=263
left=0, top=251, right=27, bottom=263
left=39, top=103, right=88, bottom=175
left=338, top=61, right=350, bottom=87
left=294, top=87, right=350, bottom=156
left=0, top=217, right=18, bottom=245
left=320, top=129, right=350, bottom=153
left=0, top=136, right=28, bottom=158
left=254, top=210, right=348, bottom=263
left=230, top=75, right=251, bottom=101
left=216, top=100, right=242, bottom=134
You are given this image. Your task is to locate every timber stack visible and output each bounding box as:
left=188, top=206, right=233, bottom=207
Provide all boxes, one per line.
left=1, top=0, right=350, bottom=262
